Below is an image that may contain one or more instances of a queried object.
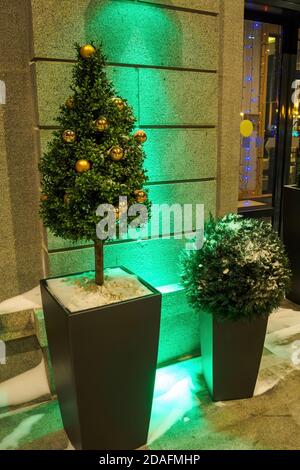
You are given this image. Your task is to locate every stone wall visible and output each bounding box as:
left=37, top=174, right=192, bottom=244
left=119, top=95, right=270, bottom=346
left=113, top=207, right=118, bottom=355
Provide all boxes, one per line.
left=10, top=0, right=243, bottom=364
left=0, top=0, right=44, bottom=302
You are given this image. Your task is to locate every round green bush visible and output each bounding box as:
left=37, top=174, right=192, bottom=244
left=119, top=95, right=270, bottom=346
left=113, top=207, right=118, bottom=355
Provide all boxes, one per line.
left=181, top=214, right=291, bottom=321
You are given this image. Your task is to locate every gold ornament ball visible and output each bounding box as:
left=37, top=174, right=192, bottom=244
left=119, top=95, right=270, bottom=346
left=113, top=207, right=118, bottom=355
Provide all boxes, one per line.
left=65, top=96, right=74, bottom=109
left=40, top=194, right=48, bottom=202
left=63, top=130, right=76, bottom=143
left=75, top=159, right=91, bottom=173
left=80, top=44, right=96, bottom=59
left=134, top=130, right=147, bottom=144
left=110, top=146, right=124, bottom=161
left=111, top=97, right=125, bottom=111
left=114, top=208, right=120, bottom=220
left=64, top=194, right=71, bottom=204
left=135, top=190, right=147, bottom=203
left=95, top=117, right=109, bottom=132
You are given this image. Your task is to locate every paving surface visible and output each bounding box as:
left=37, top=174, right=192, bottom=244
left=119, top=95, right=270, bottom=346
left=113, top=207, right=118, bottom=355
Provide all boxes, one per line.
left=0, top=299, right=299, bottom=450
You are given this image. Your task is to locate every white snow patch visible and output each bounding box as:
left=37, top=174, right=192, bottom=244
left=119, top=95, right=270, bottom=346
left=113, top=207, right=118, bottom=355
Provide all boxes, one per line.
left=47, top=268, right=152, bottom=313
left=0, top=414, right=44, bottom=450
left=0, top=358, right=50, bottom=408
left=0, top=286, right=42, bottom=315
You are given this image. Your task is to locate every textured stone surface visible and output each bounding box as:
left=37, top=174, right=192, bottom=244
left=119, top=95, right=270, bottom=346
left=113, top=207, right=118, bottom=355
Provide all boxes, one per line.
left=151, top=370, right=300, bottom=450
left=157, top=310, right=200, bottom=364
left=31, top=0, right=218, bottom=70
left=0, top=109, right=18, bottom=302
left=0, top=1, right=44, bottom=302
left=139, top=69, right=217, bottom=125
left=217, top=0, right=243, bottom=215
left=34, top=309, right=47, bottom=348
left=0, top=399, right=65, bottom=449
left=144, top=128, right=217, bottom=181
left=35, top=61, right=218, bottom=127
left=148, top=180, right=216, bottom=235
left=0, top=336, right=42, bottom=384
left=0, top=310, right=34, bottom=342
left=140, top=0, right=219, bottom=12
left=45, top=180, right=215, bottom=250
left=34, top=62, right=139, bottom=126
left=40, top=127, right=217, bottom=182
left=49, top=237, right=192, bottom=286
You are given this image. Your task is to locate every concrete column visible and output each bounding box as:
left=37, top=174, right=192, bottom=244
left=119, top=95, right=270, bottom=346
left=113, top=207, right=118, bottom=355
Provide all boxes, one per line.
left=0, top=0, right=44, bottom=301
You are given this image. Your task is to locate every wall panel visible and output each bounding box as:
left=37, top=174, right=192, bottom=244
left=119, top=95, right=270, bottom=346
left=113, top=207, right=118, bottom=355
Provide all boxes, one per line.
left=30, top=0, right=243, bottom=365
left=31, top=0, right=218, bottom=70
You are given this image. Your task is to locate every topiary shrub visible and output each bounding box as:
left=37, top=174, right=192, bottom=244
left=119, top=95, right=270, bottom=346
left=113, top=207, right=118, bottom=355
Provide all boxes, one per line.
left=181, top=214, right=291, bottom=321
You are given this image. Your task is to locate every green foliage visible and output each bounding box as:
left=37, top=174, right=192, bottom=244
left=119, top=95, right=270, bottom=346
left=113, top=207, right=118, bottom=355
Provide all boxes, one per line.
left=39, top=43, right=150, bottom=242
left=181, top=214, right=291, bottom=321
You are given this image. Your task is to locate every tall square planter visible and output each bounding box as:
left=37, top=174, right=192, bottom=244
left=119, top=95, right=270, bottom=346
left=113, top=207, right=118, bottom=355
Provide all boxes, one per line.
left=200, top=312, right=268, bottom=401
left=40, top=267, right=161, bottom=450
left=283, top=185, right=300, bottom=304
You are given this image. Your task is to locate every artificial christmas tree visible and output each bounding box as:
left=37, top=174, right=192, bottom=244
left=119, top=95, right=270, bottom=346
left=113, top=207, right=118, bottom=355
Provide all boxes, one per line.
left=39, top=44, right=161, bottom=450
left=39, top=43, right=150, bottom=285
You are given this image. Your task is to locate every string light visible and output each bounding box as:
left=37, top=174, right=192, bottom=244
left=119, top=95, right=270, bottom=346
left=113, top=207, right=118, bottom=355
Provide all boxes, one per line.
left=239, top=20, right=261, bottom=198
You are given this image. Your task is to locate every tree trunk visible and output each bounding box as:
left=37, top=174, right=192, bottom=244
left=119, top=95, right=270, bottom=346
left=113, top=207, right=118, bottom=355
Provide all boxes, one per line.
left=94, top=240, right=104, bottom=285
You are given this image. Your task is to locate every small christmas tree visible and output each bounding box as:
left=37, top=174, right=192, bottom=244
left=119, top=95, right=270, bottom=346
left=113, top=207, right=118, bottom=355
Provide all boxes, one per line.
left=39, top=43, right=150, bottom=285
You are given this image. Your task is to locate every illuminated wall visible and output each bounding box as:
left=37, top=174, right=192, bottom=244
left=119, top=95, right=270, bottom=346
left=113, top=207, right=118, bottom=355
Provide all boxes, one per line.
left=0, top=0, right=44, bottom=302
left=30, top=0, right=243, bottom=364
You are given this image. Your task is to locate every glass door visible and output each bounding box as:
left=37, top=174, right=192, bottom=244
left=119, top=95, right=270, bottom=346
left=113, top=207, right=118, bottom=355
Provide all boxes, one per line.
left=238, top=20, right=282, bottom=222
left=240, top=1, right=300, bottom=231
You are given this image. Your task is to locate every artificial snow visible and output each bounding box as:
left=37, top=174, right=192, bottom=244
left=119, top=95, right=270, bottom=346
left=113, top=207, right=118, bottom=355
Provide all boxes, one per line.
left=0, top=286, right=42, bottom=315
left=0, top=359, right=50, bottom=409
left=46, top=267, right=152, bottom=313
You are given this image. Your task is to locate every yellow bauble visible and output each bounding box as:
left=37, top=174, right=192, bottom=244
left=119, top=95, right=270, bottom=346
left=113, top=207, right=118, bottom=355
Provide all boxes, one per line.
left=134, top=130, right=147, bottom=144
left=110, top=146, right=124, bottom=161
left=111, top=97, right=125, bottom=111
left=114, top=208, right=120, bottom=220
left=64, top=194, right=71, bottom=204
left=80, top=44, right=96, bottom=59
left=95, top=117, right=109, bottom=132
left=75, top=159, right=91, bottom=173
left=240, top=119, right=253, bottom=137
left=65, top=96, right=74, bottom=109
left=40, top=194, right=48, bottom=202
left=135, top=190, right=147, bottom=203
left=63, top=130, right=76, bottom=143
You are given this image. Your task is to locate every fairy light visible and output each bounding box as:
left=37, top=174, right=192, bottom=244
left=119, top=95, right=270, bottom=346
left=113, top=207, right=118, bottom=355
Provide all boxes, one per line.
left=240, top=21, right=261, bottom=198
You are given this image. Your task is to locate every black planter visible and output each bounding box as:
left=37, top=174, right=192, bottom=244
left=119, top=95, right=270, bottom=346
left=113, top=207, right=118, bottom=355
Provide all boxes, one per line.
left=40, top=267, right=161, bottom=450
left=200, top=312, right=268, bottom=401
left=283, top=185, right=300, bottom=304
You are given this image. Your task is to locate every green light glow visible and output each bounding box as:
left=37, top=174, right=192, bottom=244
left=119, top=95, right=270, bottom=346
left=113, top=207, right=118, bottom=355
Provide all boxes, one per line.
left=85, top=0, right=182, bottom=67
left=149, top=357, right=203, bottom=443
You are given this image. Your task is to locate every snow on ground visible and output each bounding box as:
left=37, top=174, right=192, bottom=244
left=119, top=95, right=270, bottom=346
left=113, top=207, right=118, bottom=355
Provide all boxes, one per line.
left=0, top=286, right=42, bottom=315
left=0, top=359, right=50, bottom=409
left=47, top=268, right=152, bottom=313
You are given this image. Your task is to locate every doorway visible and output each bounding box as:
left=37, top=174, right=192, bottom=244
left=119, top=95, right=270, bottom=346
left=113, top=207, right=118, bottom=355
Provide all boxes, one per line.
left=238, top=0, right=300, bottom=231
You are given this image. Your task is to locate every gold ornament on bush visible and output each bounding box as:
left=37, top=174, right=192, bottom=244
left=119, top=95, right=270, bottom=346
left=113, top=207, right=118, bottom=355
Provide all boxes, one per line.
left=111, top=97, right=125, bottom=111
left=134, top=130, right=147, bottom=144
left=95, top=117, right=109, bottom=132
left=64, top=194, right=71, bottom=204
left=65, top=96, right=74, bottom=109
left=63, top=130, right=76, bottom=143
left=40, top=194, right=48, bottom=202
left=110, top=146, right=124, bottom=161
left=135, top=190, right=147, bottom=203
left=80, top=44, right=96, bottom=59
left=75, top=159, right=91, bottom=173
